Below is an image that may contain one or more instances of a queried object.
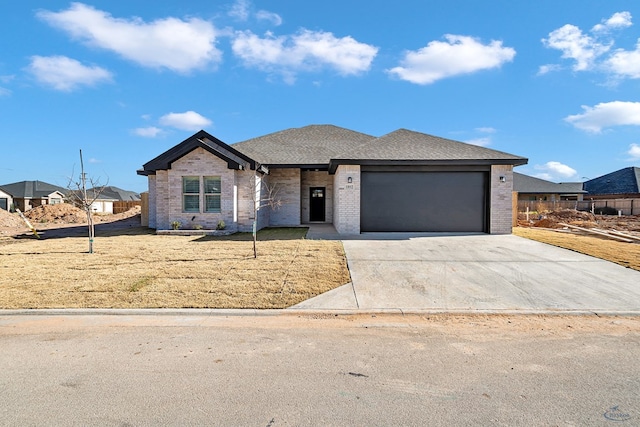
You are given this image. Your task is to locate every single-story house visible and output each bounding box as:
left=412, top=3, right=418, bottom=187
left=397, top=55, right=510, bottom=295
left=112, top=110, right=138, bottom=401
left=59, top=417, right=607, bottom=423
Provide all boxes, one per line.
left=78, top=186, right=141, bottom=214
left=583, top=167, right=640, bottom=199
left=513, top=173, right=586, bottom=201
left=96, top=186, right=141, bottom=202
left=0, top=180, right=67, bottom=211
left=137, top=125, right=528, bottom=234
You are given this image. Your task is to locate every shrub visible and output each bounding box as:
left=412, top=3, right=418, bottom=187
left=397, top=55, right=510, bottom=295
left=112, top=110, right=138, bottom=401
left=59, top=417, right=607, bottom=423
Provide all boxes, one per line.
left=216, top=220, right=226, bottom=230
left=170, top=220, right=181, bottom=230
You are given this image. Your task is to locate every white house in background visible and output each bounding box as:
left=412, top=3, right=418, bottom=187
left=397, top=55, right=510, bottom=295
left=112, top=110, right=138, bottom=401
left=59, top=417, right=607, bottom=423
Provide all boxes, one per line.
left=137, top=125, right=528, bottom=235
left=0, top=188, right=12, bottom=211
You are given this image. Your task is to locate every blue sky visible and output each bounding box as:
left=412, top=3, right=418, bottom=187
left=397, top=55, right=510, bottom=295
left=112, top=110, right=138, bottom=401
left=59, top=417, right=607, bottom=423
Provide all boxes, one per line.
left=1, top=0, right=640, bottom=193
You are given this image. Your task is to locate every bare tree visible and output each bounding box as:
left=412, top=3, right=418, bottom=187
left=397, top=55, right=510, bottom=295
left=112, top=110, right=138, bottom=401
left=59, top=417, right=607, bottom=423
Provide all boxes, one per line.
left=246, top=170, right=281, bottom=258
left=67, top=149, right=107, bottom=253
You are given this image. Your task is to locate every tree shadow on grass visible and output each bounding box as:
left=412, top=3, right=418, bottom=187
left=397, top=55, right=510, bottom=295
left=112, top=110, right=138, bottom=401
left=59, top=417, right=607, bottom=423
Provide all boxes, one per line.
left=194, top=227, right=309, bottom=242
left=12, top=215, right=153, bottom=240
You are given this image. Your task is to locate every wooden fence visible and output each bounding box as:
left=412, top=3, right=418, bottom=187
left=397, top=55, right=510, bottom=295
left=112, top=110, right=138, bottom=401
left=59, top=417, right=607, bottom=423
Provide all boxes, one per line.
left=113, top=201, right=141, bottom=214
left=517, top=198, right=640, bottom=216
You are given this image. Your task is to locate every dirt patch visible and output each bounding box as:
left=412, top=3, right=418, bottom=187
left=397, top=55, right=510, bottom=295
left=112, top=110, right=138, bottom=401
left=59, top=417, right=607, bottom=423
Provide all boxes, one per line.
left=0, top=209, right=25, bottom=231
left=520, top=209, right=640, bottom=238
left=513, top=227, right=640, bottom=271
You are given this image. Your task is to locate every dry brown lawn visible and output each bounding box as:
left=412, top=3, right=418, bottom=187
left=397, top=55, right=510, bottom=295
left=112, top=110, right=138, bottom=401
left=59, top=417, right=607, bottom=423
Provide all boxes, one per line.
left=0, top=228, right=351, bottom=309
left=513, top=227, right=640, bottom=272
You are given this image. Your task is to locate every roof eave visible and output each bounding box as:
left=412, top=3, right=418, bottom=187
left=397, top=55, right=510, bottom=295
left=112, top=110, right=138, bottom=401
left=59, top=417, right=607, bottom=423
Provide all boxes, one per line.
left=328, top=158, right=528, bottom=174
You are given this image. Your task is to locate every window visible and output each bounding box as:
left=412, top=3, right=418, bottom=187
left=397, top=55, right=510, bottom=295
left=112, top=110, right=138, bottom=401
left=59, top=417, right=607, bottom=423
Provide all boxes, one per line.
left=182, top=176, right=222, bottom=213
left=204, top=176, right=221, bottom=213
left=50, top=198, right=62, bottom=205
left=182, top=176, right=200, bottom=212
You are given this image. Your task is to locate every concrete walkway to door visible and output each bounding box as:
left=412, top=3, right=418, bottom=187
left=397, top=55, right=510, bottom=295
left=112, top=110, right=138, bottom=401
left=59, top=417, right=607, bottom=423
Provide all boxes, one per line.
left=294, top=232, right=640, bottom=314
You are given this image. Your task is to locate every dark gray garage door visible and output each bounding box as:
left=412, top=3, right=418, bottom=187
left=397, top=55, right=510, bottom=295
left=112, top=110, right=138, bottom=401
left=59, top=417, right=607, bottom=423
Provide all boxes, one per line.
left=361, top=171, right=488, bottom=232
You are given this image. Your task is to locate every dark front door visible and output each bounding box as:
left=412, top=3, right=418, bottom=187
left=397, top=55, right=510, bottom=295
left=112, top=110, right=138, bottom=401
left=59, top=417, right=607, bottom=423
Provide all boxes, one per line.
left=310, top=187, right=326, bottom=222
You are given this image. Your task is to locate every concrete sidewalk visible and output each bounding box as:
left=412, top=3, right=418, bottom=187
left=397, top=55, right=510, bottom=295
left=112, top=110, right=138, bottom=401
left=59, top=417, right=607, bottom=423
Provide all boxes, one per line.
left=293, top=233, right=640, bottom=314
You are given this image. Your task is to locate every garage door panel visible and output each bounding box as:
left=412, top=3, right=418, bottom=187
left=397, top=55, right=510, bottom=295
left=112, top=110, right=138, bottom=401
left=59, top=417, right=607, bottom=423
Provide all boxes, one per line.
left=361, top=172, right=487, bottom=232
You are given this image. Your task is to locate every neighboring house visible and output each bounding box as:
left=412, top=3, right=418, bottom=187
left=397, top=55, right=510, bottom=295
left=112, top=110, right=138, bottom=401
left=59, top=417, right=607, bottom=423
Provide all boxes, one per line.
left=96, top=186, right=141, bottom=202
left=583, top=167, right=640, bottom=199
left=513, top=173, right=586, bottom=201
left=0, top=188, right=12, bottom=211
left=0, top=180, right=67, bottom=211
left=68, top=186, right=140, bottom=214
left=138, top=125, right=527, bottom=234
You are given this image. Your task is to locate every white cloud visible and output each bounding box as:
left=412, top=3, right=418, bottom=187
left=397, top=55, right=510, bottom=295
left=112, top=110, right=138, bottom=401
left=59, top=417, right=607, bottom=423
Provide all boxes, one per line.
left=607, top=40, right=640, bottom=78
left=159, top=111, right=212, bottom=131
left=465, top=137, right=491, bottom=147
left=134, top=126, right=164, bottom=138
left=593, top=11, right=632, bottom=32
left=542, top=12, right=634, bottom=75
left=232, top=29, right=378, bottom=81
left=534, top=172, right=553, bottom=181
left=228, top=0, right=250, bottom=21
left=535, top=161, right=578, bottom=179
left=88, top=157, right=100, bottom=164
left=0, top=87, right=10, bottom=97
left=537, top=63, right=562, bottom=75
left=37, top=3, right=221, bottom=73
left=628, top=143, right=640, bottom=160
left=256, top=10, right=282, bottom=26
left=542, top=24, right=610, bottom=71
left=27, top=55, right=112, bottom=91
left=387, top=35, right=515, bottom=85
left=228, top=0, right=281, bottom=26
left=565, top=101, right=640, bottom=133
left=475, top=127, right=496, bottom=134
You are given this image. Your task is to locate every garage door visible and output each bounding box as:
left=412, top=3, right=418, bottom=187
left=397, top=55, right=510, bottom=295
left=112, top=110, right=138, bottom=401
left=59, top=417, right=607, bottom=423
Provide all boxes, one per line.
left=361, top=171, right=488, bottom=232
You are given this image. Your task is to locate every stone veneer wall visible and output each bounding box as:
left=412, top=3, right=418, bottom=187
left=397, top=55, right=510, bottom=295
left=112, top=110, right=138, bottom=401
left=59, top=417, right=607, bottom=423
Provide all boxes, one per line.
left=301, top=171, right=333, bottom=223
left=489, top=164, right=514, bottom=234
left=268, top=168, right=301, bottom=226
left=333, top=165, right=360, bottom=234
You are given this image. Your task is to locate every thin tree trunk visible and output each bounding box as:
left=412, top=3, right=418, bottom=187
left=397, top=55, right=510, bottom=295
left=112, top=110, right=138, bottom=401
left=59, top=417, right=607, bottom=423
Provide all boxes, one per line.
left=79, top=149, right=94, bottom=254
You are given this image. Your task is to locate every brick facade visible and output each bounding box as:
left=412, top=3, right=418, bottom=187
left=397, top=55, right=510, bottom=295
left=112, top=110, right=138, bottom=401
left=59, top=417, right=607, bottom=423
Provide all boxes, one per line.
left=268, top=168, right=301, bottom=226
left=333, top=165, right=360, bottom=234
left=301, top=171, right=333, bottom=223
left=152, top=148, right=244, bottom=231
left=489, top=164, right=514, bottom=234
left=144, top=145, right=517, bottom=235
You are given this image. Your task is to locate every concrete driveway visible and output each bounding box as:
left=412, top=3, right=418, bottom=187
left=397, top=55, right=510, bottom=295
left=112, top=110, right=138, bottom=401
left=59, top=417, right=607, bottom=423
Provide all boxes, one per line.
left=294, top=233, right=640, bottom=313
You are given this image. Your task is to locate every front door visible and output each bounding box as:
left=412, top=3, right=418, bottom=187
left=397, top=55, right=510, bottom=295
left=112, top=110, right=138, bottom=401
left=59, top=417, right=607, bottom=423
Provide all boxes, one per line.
left=309, top=187, right=326, bottom=222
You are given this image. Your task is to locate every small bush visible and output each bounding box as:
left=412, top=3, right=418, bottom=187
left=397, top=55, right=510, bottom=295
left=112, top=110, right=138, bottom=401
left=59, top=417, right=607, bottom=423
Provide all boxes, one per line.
left=216, top=220, right=226, bottom=230
left=170, top=220, right=181, bottom=230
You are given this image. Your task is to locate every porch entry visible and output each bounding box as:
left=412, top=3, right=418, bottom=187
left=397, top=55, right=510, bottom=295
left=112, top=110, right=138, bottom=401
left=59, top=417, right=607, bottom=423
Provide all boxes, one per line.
left=309, top=187, right=326, bottom=222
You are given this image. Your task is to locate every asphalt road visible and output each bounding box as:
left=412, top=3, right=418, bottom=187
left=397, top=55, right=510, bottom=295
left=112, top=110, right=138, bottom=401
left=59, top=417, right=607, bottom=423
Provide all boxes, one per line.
left=1, top=313, right=638, bottom=426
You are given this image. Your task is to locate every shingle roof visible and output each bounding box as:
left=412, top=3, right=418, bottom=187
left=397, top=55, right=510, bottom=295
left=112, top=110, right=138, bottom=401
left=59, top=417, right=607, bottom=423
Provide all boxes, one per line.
left=0, top=180, right=68, bottom=198
left=513, top=173, right=586, bottom=194
left=140, top=125, right=528, bottom=175
left=88, top=186, right=141, bottom=201
left=335, top=129, right=528, bottom=163
left=232, top=125, right=375, bottom=165
left=583, top=167, right=640, bottom=195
